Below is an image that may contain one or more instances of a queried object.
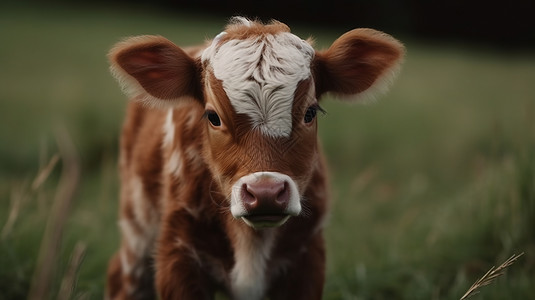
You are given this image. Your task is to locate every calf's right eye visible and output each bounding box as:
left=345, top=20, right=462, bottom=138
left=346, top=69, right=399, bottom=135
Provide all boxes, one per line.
left=205, top=110, right=222, bottom=127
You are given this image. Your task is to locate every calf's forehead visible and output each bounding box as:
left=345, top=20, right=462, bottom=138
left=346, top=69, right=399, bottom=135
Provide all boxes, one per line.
left=201, top=27, right=315, bottom=138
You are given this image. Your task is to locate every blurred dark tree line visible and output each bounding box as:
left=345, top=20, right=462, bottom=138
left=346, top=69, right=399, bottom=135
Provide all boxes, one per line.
left=110, top=0, right=535, bottom=48
left=22, top=0, right=535, bottom=47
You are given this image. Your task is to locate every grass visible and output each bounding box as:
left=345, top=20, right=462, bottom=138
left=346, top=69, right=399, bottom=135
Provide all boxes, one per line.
left=460, top=253, right=524, bottom=300
left=1, top=4, right=534, bottom=299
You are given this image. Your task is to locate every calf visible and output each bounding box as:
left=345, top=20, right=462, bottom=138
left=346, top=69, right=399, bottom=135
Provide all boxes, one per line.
left=106, top=17, right=404, bottom=300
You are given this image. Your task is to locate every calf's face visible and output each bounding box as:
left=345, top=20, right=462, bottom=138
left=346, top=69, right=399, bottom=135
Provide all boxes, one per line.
left=109, top=17, right=404, bottom=229
left=200, top=21, right=320, bottom=228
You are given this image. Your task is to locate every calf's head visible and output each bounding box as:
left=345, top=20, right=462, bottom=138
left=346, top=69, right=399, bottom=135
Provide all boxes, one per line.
left=109, top=17, right=404, bottom=229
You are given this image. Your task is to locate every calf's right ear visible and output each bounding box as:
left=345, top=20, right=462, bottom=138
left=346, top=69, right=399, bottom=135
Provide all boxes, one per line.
left=109, top=35, right=202, bottom=107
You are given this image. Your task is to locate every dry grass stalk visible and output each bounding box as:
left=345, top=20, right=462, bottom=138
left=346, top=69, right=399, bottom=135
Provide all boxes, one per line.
left=31, top=153, right=60, bottom=190
left=75, top=292, right=91, bottom=300
left=1, top=182, right=28, bottom=239
left=2, top=151, right=60, bottom=240
left=460, top=252, right=524, bottom=300
left=28, top=127, right=81, bottom=300
left=58, top=241, right=87, bottom=300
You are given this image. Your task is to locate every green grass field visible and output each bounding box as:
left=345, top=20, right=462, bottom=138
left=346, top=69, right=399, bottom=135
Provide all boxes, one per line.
left=1, top=5, right=534, bottom=299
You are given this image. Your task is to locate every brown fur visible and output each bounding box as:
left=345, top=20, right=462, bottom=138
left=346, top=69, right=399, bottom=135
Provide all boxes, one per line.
left=106, top=18, right=404, bottom=300
left=218, top=19, right=290, bottom=44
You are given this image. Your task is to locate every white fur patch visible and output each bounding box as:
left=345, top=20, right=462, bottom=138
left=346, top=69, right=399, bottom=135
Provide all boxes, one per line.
left=166, top=150, right=183, bottom=177
left=119, top=247, right=133, bottom=275
left=119, top=175, right=159, bottom=272
left=119, top=218, right=147, bottom=258
left=202, top=29, right=314, bottom=137
left=230, top=230, right=276, bottom=300
left=162, top=109, right=175, bottom=148
left=130, top=176, right=149, bottom=226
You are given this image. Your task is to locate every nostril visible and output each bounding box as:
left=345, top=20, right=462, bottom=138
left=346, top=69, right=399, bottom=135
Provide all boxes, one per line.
left=275, top=182, right=289, bottom=206
left=242, top=183, right=257, bottom=210
left=243, top=183, right=253, bottom=199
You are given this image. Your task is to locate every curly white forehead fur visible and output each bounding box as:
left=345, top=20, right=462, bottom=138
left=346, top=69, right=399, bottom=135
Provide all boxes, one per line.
left=202, top=18, right=315, bottom=138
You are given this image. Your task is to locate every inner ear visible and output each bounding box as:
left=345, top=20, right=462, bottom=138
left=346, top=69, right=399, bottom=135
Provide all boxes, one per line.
left=109, top=36, right=202, bottom=104
left=313, top=29, right=404, bottom=101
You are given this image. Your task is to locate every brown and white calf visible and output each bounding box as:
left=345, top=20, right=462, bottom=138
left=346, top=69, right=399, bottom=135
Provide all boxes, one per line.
left=106, top=17, right=404, bottom=300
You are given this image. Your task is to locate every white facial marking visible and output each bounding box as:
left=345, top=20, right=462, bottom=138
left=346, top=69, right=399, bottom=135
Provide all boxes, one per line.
left=202, top=28, right=314, bottom=137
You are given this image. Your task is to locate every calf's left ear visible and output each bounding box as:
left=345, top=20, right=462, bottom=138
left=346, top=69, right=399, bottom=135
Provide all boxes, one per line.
left=109, top=35, right=202, bottom=107
left=313, top=29, right=405, bottom=102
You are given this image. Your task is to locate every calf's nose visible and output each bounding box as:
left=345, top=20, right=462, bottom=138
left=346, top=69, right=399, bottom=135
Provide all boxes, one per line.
left=242, top=180, right=289, bottom=213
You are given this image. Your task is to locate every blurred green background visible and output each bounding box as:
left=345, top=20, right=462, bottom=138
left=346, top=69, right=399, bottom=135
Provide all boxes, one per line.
left=1, top=2, right=534, bottom=299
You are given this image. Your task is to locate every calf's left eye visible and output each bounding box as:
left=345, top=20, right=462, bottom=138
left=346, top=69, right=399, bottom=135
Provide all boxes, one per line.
left=304, top=106, right=317, bottom=123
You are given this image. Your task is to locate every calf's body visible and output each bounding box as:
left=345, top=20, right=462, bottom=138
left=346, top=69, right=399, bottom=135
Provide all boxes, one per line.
left=106, top=17, right=403, bottom=299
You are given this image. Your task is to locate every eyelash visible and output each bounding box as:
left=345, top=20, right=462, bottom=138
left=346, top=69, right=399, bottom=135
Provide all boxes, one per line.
left=304, top=104, right=326, bottom=123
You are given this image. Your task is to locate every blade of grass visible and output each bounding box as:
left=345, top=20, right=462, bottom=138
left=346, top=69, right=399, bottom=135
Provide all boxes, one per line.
left=460, top=253, right=524, bottom=300
left=58, top=241, right=87, bottom=300
left=27, top=126, right=80, bottom=300
left=31, top=153, right=60, bottom=190
left=1, top=181, right=28, bottom=240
